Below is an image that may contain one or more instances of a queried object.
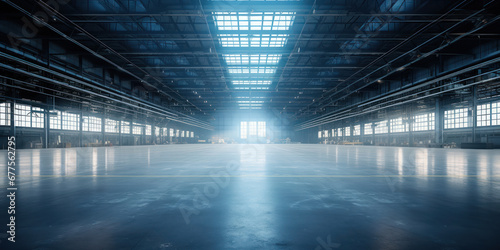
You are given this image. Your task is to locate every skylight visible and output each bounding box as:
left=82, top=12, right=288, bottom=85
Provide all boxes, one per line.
left=212, top=9, right=296, bottom=98
left=233, top=80, right=272, bottom=85
left=234, top=87, right=270, bottom=90
left=237, top=101, right=265, bottom=103
left=228, top=67, right=276, bottom=74
left=240, top=107, right=262, bottom=110
left=239, top=104, right=263, bottom=107
left=213, top=12, right=295, bottom=31
left=218, top=34, right=289, bottom=47
left=223, top=54, right=281, bottom=65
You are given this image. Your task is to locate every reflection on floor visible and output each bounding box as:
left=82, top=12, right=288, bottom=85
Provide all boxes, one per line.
left=1, top=144, right=500, bottom=249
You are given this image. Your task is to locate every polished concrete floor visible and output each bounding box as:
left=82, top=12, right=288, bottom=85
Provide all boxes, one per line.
left=1, top=144, right=500, bottom=249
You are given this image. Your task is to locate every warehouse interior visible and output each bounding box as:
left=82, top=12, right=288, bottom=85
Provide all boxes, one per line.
left=1, top=0, right=500, bottom=249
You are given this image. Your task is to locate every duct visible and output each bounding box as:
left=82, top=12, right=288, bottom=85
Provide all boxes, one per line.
left=3, top=0, right=204, bottom=114
left=295, top=13, right=500, bottom=127
left=296, top=0, right=484, bottom=116
left=295, top=56, right=500, bottom=130
left=326, top=13, right=500, bottom=108
left=0, top=81, right=213, bottom=130
left=0, top=53, right=213, bottom=129
left=295, top=71, right=500, bottom=130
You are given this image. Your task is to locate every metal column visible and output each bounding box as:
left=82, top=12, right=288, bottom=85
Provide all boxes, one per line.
left=472, top=85, right=478, bottom=142
left=435, top=98, right=443, bottom=145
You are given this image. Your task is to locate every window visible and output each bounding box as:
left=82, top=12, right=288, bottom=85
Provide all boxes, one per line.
left=181, top=131, right=185, bottom=137
left=374, top=120, right=388, bottom=134
left=176, top=129, right=180, bottom=137
left=444, top=108, right=469, bottom=129
left=50, top=110, right=62, bottom=129
left=413, top=113, right=435, bottom=131
left=155, top=127, right=160, bottom=136
left=493, top=102, right=500, bottom=126
left=163, top=128, right=168, bottom=136
left=82, top=116, right=101, bottom=132
left=186, top=131, right=190, bottom=138
left=105, top=119, right=119, bottom=133
left=338, top=128, right=343, bottom=137
left=353, top=125, right=361, bottom=136
left=241, top=121, right=248, bottom=139
left=258, top=122, right=266, bottom=137
left=191, top=131, right=194, bottom=138
left=390, top=118, right=406, bottom=133
left=318, top=131, right=322, bottom=139
left=477, top=103, right=491, bottom=127
left=121, top=121, right=130, bottom=134
left=14, top=104, right=31, bottom=127
left=132, top=123, right=143, bottom=135
left=61, top=112, right=79, bottom=130
left=0, top=103, right=10, bottom=126
left=170, top=128, right=175, bottom=137
left=13, top=104, right=45, bottom=128
left=145, top=125, right=152, bottom=135
left=332, top=129, right=336, bottom=137
left=249, top=121, right=257, bottom=136
left=344, top=126, right=351, bottom=137
left=323, top=130, right=329, bottom=138
left=364, top=123, right=373, bottom=135
left=31, top=107, right=44, bottom=128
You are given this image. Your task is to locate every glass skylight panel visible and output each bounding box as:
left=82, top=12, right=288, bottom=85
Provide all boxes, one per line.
left=234, top=87, right=269, bottom=90
left=233, top=80, right=272, bottom=85
left=238, top=104, right=263, bottom=106
left=213, top=12, right=295, bottom=31
left=223, top=54, right=281, bottom=65
left=237, top=101, right=264, bottom=103
left=228, top=66, right=276, bottom=74
left=218, top=34, right=288, bottom=47
left=240, top=107, right=262, bottom=109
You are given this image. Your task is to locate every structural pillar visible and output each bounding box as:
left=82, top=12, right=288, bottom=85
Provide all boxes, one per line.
left=44, top=104, right=50, bottom=148
left=10, top=100, right=15, bottom=137
left=372, top=123, right=376, bottom=145
left=408, top=113, right=414, bottom=147
left=79, top=109, right=83, bottom=147
left=101, top=109, right=106, bottom=145
left=435, top=98, right=443, bottom=144
left=472, top=85, right=478, bottom=142
left=119, top=120, right=122, bottom=145
left=360, top=122, right=365, bottom=143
